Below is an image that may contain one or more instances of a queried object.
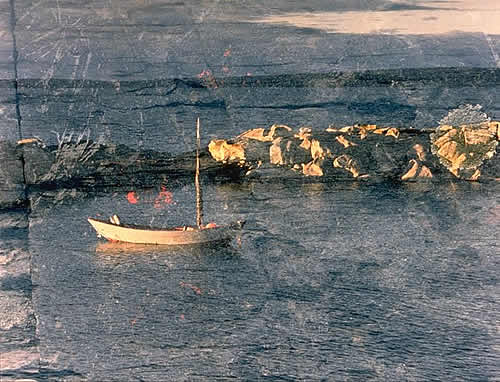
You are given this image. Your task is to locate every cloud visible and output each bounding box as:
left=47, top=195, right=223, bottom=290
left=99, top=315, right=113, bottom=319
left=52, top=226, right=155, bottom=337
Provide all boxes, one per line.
left=250, top=0, right=500, bottom=35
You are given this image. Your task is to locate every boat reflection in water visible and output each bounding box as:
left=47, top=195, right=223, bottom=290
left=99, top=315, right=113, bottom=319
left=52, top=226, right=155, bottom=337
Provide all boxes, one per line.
left=93, top=237, right=243, bottom=269
left=94, top=240, right=235, bottom=255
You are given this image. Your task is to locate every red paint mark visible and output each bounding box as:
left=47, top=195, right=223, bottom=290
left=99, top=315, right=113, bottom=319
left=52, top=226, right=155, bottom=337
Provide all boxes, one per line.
left=222, top=66, right=230, bottom=73
left=197, top=69, right=218, bottom=88
left=197, top=69, right=212, bottom=78
left=180, top=281, right=202, bottom=295
left=179, top=314, right=185, bottom=320
left=154, top=186, right=173, bottom=209
left=223, top=48, right=231, bottom=57
left=127, top=191, right=138, bottom=204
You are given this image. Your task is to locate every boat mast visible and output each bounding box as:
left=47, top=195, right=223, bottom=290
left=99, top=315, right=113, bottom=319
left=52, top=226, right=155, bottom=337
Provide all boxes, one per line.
left=195, top=118, right=203, bottom=229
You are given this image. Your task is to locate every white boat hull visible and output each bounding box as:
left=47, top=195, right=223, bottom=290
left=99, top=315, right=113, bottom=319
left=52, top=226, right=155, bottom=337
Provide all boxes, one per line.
left=88, top=218, right=243, bottom=245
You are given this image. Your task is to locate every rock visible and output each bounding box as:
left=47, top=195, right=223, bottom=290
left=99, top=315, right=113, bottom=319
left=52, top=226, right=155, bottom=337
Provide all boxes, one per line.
left=431, top=122, right=498, bottom=180
left=0, top=211, right=29, bottom=230
left=0, top=229, right=38, bottom=378
left=0, top=291, right=34, bottom=331
left=0, top=141, right=26, bottom=208
left=20, top=141, right=55, bottom=185
left=208, top=140, right=246, bottom=163
left=209, top=120, right=499, bottom=182
left=401, top=160, right=433, bottom=181
left=0, top=349, right=39, bottom=373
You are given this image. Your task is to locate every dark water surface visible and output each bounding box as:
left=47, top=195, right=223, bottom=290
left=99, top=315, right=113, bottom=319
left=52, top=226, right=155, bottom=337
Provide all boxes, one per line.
left=2, top=0, right=500, bottom=379
left=25, top=180, right=499, bottom=381
left=2, top=67, right=498, bottom=381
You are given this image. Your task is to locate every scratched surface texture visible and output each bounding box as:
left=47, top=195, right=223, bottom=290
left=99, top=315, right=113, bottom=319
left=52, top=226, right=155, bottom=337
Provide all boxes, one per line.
left=1, top=0, right=500, bottom=380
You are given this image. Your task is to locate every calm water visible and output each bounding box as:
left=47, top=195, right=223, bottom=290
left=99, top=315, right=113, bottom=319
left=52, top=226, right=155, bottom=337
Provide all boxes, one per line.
left=4, top=0, right=500, bottom=378
left=6, top=74, right=500, bottom=379
left=25, top=179, right=499, bottom=381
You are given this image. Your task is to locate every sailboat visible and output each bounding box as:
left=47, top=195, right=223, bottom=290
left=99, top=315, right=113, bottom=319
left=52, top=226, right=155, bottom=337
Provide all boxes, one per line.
left=87, top=118, right=244, bottom=245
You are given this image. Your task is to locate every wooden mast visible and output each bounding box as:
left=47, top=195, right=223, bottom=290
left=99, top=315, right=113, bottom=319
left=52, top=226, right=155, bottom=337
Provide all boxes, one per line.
left=195, top=118, right=203, bottom=229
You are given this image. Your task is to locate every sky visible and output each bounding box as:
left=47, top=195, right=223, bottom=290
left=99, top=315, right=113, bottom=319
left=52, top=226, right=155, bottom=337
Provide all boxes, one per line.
left=251, top=0, right=500, bottom=35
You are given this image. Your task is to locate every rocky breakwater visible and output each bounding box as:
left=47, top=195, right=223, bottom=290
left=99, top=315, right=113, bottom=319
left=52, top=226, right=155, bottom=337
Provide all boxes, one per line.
left=15, top=134, right=243, bottom=193
left=1, top=107, right=499, bottom=208
left=208, top=108, right=500, bottom=183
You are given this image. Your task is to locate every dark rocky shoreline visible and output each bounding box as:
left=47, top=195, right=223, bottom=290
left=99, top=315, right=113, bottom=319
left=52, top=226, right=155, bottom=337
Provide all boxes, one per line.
left=1, top=123, right=498, bottom=211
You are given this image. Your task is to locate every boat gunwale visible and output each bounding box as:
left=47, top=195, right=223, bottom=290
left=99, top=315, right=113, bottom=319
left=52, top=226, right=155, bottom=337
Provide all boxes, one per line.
left=87, top=217, right=239, bottom=232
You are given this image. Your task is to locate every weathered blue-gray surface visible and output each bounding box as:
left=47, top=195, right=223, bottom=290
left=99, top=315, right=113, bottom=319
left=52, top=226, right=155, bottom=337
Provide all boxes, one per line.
left=0, top=0, right=18, bottom=142
left=26, top=181, right=500, bottom=381
left=9, top=0, right=500, bottom=151
left=1, top=0, right=500, bottom=380
left=11, top=0, right=500, bottom=81
left=0, top=210, right=39, bottom=381
left=14, top=69, right=500, bottom=151
left=0, top=0, right=14, bottom=80
left=0, top=141, right=24, bottom=208
left=0, top=0, right=22, bottom=207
